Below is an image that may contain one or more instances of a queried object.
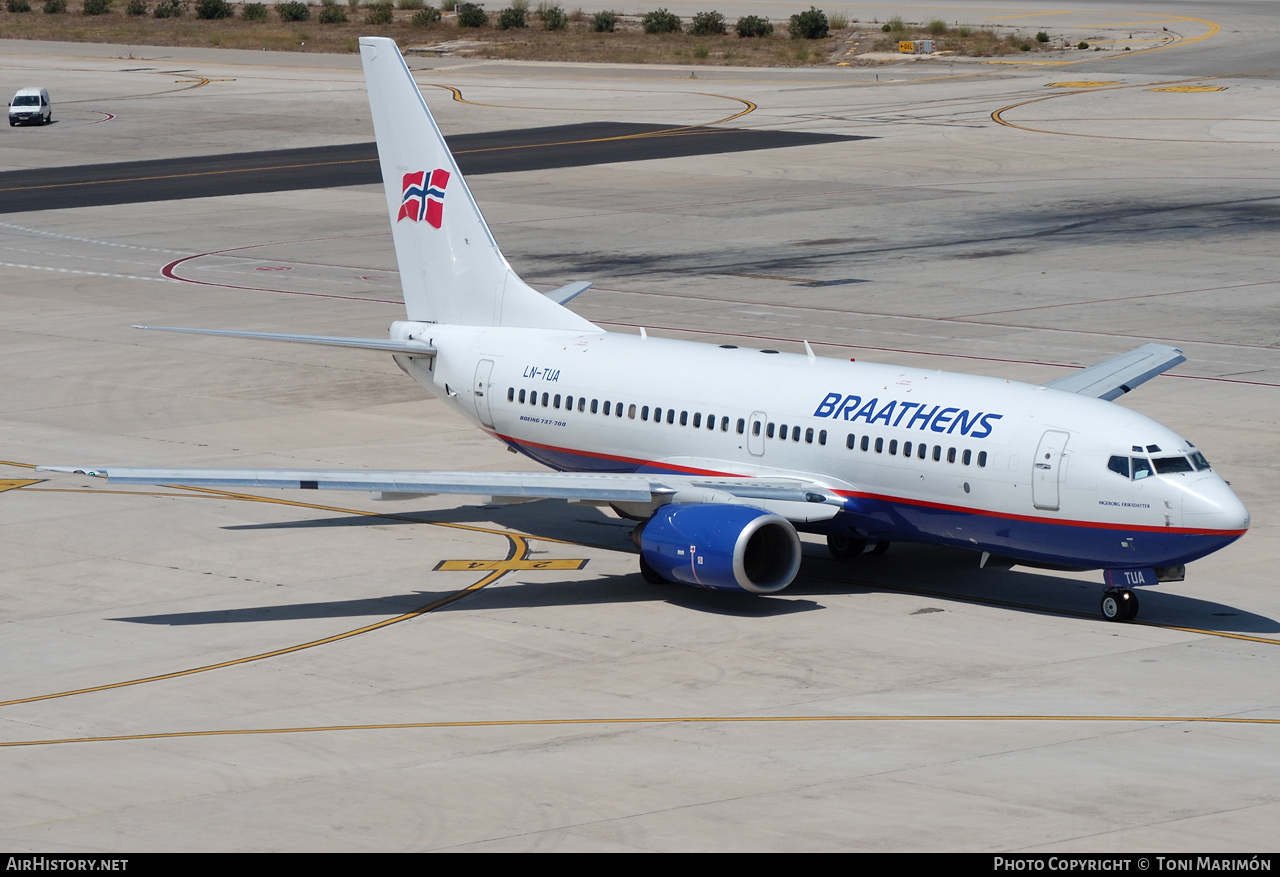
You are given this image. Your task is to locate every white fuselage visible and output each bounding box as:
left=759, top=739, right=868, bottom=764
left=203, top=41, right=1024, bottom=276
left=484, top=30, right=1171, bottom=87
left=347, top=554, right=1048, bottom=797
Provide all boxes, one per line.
left=392, top=322, right=1249, bottom=571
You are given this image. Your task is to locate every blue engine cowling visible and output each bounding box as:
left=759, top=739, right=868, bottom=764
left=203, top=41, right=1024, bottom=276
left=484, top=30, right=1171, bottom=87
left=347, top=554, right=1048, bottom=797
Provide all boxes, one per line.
left=639, top=503, right=802, bottom=594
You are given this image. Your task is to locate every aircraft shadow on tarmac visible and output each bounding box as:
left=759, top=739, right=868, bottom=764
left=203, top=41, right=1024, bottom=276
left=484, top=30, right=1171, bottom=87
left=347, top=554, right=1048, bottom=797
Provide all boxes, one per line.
left=110, top=498, right=1276, bottom=631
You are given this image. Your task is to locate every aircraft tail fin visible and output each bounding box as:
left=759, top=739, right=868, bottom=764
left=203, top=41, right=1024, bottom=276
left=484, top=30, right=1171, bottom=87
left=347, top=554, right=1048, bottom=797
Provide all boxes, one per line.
left=359, top=37, right=595, bottom=331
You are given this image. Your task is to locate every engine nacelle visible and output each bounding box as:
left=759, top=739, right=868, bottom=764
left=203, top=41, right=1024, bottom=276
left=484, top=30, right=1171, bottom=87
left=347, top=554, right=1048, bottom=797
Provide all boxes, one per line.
left=639, top=503, right=802, bottom=594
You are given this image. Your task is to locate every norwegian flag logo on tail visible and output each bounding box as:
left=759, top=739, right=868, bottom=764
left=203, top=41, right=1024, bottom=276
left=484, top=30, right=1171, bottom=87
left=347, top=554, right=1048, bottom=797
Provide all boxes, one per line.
left=398, top=168, right=450, bottom=228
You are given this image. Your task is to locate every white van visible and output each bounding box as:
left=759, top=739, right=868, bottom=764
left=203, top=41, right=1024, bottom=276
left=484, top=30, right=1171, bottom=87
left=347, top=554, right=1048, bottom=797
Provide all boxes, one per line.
left=9, top=87, right=51, bottom=126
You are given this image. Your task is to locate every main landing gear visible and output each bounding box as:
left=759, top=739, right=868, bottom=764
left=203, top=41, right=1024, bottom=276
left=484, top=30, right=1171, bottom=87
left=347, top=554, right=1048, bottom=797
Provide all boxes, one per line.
left=826, top=533, right=889, bottom=559
left=1100, top=588, right=1139, bottom=621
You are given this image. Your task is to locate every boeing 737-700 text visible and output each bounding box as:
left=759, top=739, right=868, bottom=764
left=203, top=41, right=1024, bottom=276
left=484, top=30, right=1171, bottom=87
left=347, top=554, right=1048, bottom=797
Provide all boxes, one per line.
left=42, top=37, right=1250, bottom=622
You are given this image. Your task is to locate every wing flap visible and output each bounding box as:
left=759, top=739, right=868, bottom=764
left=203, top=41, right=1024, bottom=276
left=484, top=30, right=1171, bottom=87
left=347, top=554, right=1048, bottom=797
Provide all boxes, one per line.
left=1043, top=343, right=1185, bottom=401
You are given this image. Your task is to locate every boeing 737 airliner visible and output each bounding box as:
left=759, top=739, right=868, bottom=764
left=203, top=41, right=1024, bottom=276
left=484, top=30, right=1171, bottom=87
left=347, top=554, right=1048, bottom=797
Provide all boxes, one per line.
left=42, top=37, right=1249, bottom=621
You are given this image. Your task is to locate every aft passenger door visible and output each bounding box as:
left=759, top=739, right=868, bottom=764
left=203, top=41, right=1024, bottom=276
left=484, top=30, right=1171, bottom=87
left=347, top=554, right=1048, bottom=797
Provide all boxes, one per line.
left=473, top=359, right=495, bottom=429
left=1032, top=429, right=1070, bottom=511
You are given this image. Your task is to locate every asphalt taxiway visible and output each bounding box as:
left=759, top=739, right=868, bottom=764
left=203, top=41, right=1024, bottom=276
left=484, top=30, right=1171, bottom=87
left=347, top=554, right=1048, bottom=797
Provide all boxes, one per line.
left=2, top=1, right=1279, bottom=851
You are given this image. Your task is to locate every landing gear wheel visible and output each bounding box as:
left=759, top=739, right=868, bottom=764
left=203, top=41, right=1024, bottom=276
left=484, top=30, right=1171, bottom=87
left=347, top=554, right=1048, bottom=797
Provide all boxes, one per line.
left=1101, top=591, right=1122, bottom=621
left=639, top=554, right=667, bottom=584
left=826, top=532, right=866, bottom=560
left=871, top=540, right=890, bottom=556
left=1101, top=589, right=1138, bottom=621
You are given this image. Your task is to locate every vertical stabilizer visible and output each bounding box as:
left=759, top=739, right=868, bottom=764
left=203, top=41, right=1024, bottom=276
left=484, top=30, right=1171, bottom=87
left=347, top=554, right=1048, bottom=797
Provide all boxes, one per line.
left=359, top=37, right=595, bottom=331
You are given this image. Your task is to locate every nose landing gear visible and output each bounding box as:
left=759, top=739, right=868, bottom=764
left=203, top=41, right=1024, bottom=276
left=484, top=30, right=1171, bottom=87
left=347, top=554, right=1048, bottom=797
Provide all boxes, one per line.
left=1101, top=588, right=1139, bottom=621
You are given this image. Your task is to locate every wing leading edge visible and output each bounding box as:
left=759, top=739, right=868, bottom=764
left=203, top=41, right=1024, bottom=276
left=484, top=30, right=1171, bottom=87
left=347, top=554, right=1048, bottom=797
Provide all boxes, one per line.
left=1042, top=343, right=1185, bottom=401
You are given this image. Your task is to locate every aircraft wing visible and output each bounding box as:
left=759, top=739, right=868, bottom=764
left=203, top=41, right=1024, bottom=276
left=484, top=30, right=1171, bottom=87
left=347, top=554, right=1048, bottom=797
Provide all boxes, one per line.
left=1042, top=343, right=1185, bottom=401
left=35, top=467, right=847, bottom=524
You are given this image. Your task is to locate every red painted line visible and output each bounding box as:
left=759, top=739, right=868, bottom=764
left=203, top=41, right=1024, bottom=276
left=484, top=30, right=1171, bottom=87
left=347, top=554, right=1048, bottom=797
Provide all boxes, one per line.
left=491, top=433, right=1243, bottom=537
left=159, top=243, right=402, bottom=304
left=594, top=321, right=1280, bottom=390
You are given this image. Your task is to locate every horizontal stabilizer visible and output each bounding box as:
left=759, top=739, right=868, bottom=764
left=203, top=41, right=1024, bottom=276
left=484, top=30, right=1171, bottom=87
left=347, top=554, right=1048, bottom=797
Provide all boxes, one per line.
left=134, top=326, right=437, bottom=358
left=1043, top=343, right=1185, bottom=401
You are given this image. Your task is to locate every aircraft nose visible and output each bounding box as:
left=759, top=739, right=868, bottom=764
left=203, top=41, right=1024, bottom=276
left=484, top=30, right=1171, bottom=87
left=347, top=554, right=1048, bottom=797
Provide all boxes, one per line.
left=1182, top=476, right=1250, bottom=532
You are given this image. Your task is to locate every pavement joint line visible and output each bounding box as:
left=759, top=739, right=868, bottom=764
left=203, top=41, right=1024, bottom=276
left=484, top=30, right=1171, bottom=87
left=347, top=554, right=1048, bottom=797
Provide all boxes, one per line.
left=4, top=713, right=1278, bottom=748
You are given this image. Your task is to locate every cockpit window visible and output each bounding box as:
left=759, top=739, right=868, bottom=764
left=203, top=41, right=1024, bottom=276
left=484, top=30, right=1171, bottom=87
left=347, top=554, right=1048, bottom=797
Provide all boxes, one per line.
left=1131, top=457, right=1152, bottom=480
left=1190, top=451, right=1211, bottom=471
left=1107, top=455, right=1130, bottom=478
left=1153, top=456, right=1194, bottom=475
